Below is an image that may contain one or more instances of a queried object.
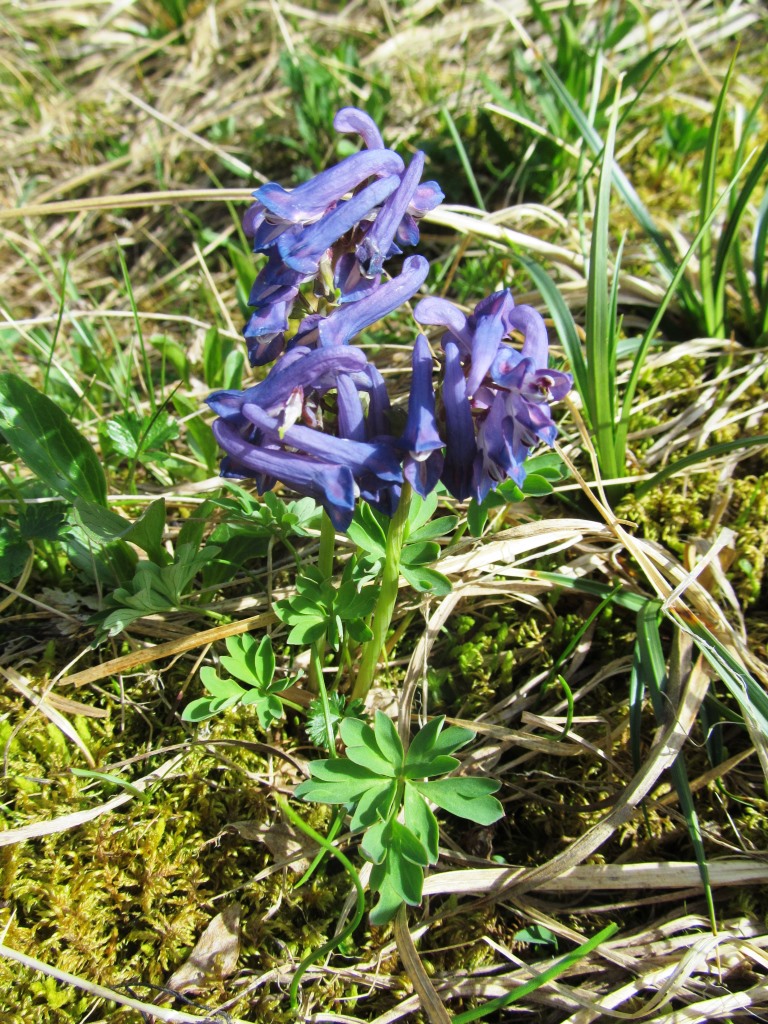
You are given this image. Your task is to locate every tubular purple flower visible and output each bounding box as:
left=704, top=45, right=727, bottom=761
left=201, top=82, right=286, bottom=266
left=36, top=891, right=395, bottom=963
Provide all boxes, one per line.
left=416, top=290, right=572, bottom=500
left=255, top=149, right=404, bottom=226
left=207, top=346, right=371, bottom=421
left=212, top=418, right=357, bottom=530
left=333, top=107, right=385, bottom=150
left=302, top=255, right=429, bottom=348
left=355, top=153, right=426, bottom=278
left=440, top=340, right=476, bottom=501
left=401, top=334, right=444, bottom=497
left=277, top=176, right=400, bottom=275
left=241, top=402, right=403, bottom=484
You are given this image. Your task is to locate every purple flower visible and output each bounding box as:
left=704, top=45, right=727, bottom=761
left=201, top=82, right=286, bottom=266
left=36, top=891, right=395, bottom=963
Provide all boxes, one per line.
left=253, top=149, right=404, bottom=230
left=414, top=291, right=572, bottom=501
left=401, top=334, right=443, bottom=497
left=295, top=255, right=430, bottom=349
left=207, top=346, right=405, bottom=530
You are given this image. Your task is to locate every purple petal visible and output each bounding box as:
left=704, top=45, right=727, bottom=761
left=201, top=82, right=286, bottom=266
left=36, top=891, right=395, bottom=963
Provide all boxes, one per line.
left=504, top=305, right=548, bottom=367
left=336, top=373, right=366, bottom=442
left=255, top=149, right=404, bottom=225
left=242, top=403, right=403, bottom=484
left=404, top=449, right=444, bottom=498
left=464, top=310, right=505, bottom=398
left=318, top=254, right=430, bottom=347
left=278, top=176, right=399, bottom=275
left=333, top=107, right=385, bottom=150
left=409, top=180, right=444, bottom=217
left=355, top=152, right=426, bottom=277
left=334, top=252, right=382, bottom=303
left=248, top=255, right=303, bottom=306
left=404, top=334, right=443, bottom=455
left=413, top=296, right=471, bottom=352
left=212, top=418, right=357, bottom=530
left=440, top=340, right=476, bottom=501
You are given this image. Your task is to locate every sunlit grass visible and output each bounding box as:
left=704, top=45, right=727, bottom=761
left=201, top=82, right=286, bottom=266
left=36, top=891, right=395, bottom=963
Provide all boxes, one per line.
left=1, top=1, right=768, bottom=1022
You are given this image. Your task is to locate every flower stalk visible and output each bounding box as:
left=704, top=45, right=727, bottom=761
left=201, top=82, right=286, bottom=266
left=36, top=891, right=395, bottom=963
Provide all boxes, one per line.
left=352, top=481, right=413, bottom=701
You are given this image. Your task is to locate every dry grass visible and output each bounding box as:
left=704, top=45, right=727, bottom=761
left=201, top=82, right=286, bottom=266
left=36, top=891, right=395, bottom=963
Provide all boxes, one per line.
left=1, top=1, right=768, bottom=1022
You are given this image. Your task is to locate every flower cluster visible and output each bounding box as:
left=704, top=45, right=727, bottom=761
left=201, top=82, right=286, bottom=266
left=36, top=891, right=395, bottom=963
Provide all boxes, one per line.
left=207, top=108, right=572, bottom=528
left=414, top=291, right=572, bottom=503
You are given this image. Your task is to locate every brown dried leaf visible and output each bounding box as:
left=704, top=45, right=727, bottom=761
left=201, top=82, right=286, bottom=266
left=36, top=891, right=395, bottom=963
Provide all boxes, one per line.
left=167, top=903, right=241, bottom=994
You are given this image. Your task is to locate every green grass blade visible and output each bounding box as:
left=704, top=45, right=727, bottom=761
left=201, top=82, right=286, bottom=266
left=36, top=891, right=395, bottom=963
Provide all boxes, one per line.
left=452, top=923, right=618, bottom=1024
left=615, top=171, right=745, bottom=457
left=539, top=60, right=683, bottom=290
left=698, top=57, right=735, bottom=337
left=584, top=87, right=620, bottom=479
left=634, top=435, right=768, bottom=498
left=440, top=106, right=486, bottom=212
left=636, top=602, right=716, bottom=931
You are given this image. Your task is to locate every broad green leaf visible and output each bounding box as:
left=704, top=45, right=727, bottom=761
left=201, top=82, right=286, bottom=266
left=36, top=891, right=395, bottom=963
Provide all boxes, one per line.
left=387, top=823, right=428, bottom=902
left=182, top=695, right=239, bottom=722
left=401, top=564, right=452, bottom=595
left=295, top=759, right=386, bottom=805
left=253, top=634, right=275, bottom=686
left=341, top=717, right=397, bottom=777
left=122, top=498, right=168, bottom=565
left=404, top=784, right=439, bottom=864
left=414, top=777, right=503, bottom=825
left=350, top=780, right=397, bottom=832
left=406, top=515, right=459, bottom=544
left=368, top=864, right=406, bottom=926
left=199, top=668, right=244, bottom=700
left=0, top=372, right=107, bottom=506
left=287, top=618, right=327, bottom=645
left=401, top=540, right=440, bottom=567
left=406, top=717, right=475, bottom=763
left=405, top=489, right=438, bottom=537
left=372, top=711, right=404, bottom=771
left=404, top=754, right=460, bottom=780
left=361, top=819, right=388, bottom=864
left=521, top=474, right=554, bottom=497
left=347, top=502, right=387, bottom=556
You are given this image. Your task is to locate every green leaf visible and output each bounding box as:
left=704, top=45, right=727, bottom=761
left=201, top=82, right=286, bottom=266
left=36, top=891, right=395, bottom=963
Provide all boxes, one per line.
left=521, top=473, right=554, bottom=497
left=368, top=865, right=406, bottom=926
left=253, top=634, right=275, bottom=686
left=296, top=758, right=386, bottom=805
left=350, top=780, right=397, bottom=831
left=407, top=718, right=475, bottom=763
left=347, top=501, right=387, bottom=557
left=287, top=617, right=327, bottom=645
left=0, top=522, right=29, bottom=583
left=123, top=498, right=169, bottom=564
left=361, top=819, right=388, bottom=864
left=414, top=777, right=503, bottom=825
left=372, top=711, right=404, bottom=771
left=401, top=540, right=440, bottom=566
left=341, top=717, right=398, bottom=777
left=406, top=515, right=459, bottom=544
left=401, top=564, right=452, bottom=595
left=405, top=489, right=438, bottom=537
left=182, top=695, right=239, bottom=722
left=386, top=821, right=428, bottom=902
left=199, top=667, right=245, bottom=700
left=403, top=784, right=439, bottom=864
left=0, top=373, right=108, bottom=506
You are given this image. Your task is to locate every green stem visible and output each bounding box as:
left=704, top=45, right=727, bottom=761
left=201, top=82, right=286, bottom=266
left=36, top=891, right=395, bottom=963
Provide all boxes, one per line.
left=274, top=795, right=365, bottom=1010
left=352, top=482, right=412, bottom=701
left=309, top=512, right=337, bottom=692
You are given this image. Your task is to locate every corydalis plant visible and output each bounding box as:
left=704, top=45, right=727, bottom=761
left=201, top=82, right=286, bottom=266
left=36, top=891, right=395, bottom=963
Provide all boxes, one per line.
left=207, top=107, right=572, bottom=530
left=295, top=712, right=503, bottom=924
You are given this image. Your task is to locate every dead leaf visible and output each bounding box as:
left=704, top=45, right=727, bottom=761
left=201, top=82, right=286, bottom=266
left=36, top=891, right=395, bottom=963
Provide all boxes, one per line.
left=167, top=903, right=241, bottom=994
left=228, top=819, right=317, bottom=874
